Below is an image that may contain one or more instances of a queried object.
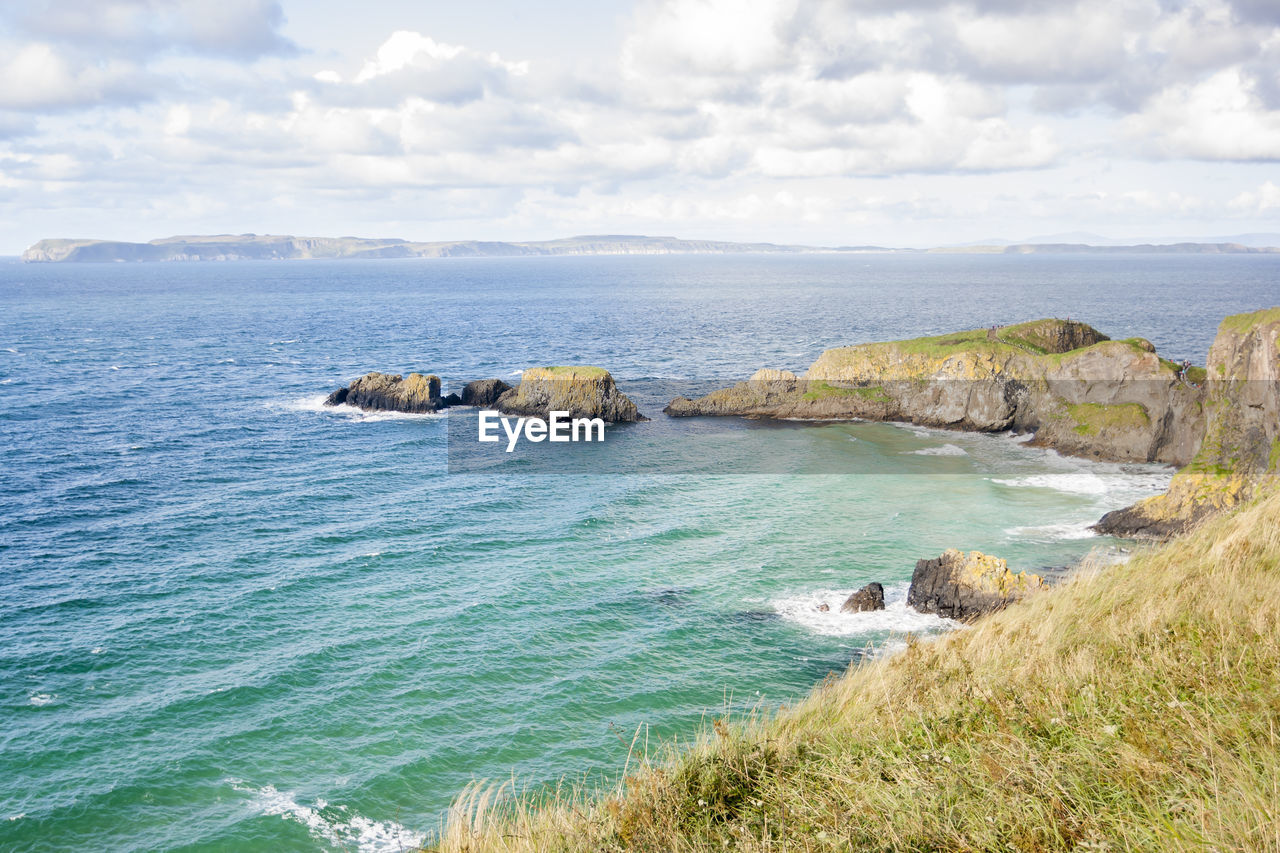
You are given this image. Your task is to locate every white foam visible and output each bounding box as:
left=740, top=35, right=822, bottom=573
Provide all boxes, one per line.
left=8, top=813, right=23, bottom=822
left=91, top=647, right=104, bottom=654
left=1004, top=521, right=1096, bottom=542
left=508, top=369, right=524, bottom=377
left=991, top=472, right=1109, bottom=495
left=773, top=584, right=960, bottom=640
left=231, top=781, right=425, bottom=853
left=3, top=348, right=18, bottom=354
left=271, top=339, right=299, bottom=345
left=910, top=443, right=967, bottom=457
left=29, top=693, right=55, bottom=706
left=280, top=395, right=447, bottom=422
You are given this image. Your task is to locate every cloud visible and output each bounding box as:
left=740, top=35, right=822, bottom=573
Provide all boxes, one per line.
left=9, top=0, right=295, bottom=60
left=2, top=0, right=1280, bottom=251
left=1230, top=181, right=1280, bottom=213
left=1127, top=68, right=1280, bottom=160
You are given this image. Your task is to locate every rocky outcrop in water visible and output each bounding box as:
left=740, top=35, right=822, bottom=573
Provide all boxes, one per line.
left=462, top=378, right=512, bottom=407
left=908, top=549, right=1045, bottom=622
left=326, top=368, right=644, bottom=422
left=1095, top=308, right=1280, bottom=538
left=325, top=372, right=443, bottom=413
left=496, top=367, right=646, bottom=422
left=666, top=319, right=1205, bottom=465
left=841, top=582, right=885, bottom=613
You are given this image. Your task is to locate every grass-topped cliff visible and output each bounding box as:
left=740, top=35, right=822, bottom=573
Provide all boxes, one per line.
left=431, top=489, right=1280, bottom=851
left=666, top=318, right=1204, bottom=466
left=1097, top=307, right=1280, bottom=538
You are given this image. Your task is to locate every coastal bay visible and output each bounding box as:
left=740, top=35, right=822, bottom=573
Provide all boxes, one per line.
left=3, top=253, right=1278, bottom=851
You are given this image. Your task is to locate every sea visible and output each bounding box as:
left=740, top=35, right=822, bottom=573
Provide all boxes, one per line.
left=2, top=252, right=1277, bottom=851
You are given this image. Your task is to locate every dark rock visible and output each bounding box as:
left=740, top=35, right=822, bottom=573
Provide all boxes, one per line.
left=461, top=378, right=512, bottom=407
left=440, top=392, right=463, bottom=407
left=325, top=387, right=348, bottom=406
left=907, top=549, right=1044, bottom=622
left=840, top=582, right=885, bottom=613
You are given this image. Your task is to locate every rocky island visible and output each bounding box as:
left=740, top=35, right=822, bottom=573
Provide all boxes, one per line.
left=324, top=366, right=645, bottom=422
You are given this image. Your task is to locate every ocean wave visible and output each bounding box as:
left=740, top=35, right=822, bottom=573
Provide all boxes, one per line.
left=1004, top=521, right=1097, bottom=542
left=990, top=472, right=1109, bottom=495
left=230, top=780, right=425, bottom=853
left=910, top=443, right=967, bottom=457
left=29, top=693, right=55, bottom=706
left=281, top=395, right=448, bottom=422
left=773, top=584, right=960, bottom=640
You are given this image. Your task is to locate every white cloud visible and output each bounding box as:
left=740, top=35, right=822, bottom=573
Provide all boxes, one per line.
left=1127, top=68, right=1280, bottom=160
left=1230, top=181, right=1280, bottom=213
left=3, top=0, right=1280, bottom=251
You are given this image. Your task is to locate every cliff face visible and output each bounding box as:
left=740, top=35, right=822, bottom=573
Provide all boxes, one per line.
left=1096, top=308, right=1280, bottom=538
left=666, top=319, right=1205, bottom=465
left=497, top=367, right=646, bottom=422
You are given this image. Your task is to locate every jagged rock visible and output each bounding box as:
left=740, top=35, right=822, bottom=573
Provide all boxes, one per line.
left=1096, top=307, right=1280, bottom=539
left=840, top=582, right=885, bottom=613
left=497, top=367, right=646, bottom=422
left=816, top=603, right=830, bottom=612
left=325, top=371, right=443, bottom=413
left=440, top=392, right=463, bottom=407
left=908, top=549, right=1044, bottom=622
left=461, top=378, right=512, bottom=407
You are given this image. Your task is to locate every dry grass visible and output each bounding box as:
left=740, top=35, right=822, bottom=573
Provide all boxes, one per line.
left=428, top=492, right=1280, bottom=852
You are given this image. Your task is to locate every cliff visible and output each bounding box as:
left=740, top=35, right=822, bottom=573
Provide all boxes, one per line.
left=1095, top=308, right=1280, bottom=538
left=666, top=319, right=1206, bottom=465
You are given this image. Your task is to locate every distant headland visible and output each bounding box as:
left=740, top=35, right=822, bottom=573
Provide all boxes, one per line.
left=19, top=233, right=1280, bottom=263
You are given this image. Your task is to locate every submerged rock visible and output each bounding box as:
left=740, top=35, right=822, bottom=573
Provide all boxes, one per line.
left=907, top=549, right=1044, bottom=622
left=840, top=582, right=885, bottom=613
left=325, top=371, right=443, bottom=413
left=497, top=366, right=646, bottom=422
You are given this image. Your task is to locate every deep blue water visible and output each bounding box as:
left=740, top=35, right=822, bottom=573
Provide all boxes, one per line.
left=1, top=253, right=1277, bottom=851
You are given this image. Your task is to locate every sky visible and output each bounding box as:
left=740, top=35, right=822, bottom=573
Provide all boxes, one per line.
left=0, top=0, right=1278, bottom=253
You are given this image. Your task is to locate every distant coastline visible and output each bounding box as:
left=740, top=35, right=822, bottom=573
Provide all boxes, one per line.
left=20, top=233, right=1280, bottom=263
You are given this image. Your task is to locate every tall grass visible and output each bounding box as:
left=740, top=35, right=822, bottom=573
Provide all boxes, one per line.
left=431, top=492, right=1280, bottom=851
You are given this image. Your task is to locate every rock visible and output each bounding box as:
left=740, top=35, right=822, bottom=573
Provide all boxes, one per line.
left=497, top=366, right=646, bottom=422
left=840, top=582, right=885, bottom=613
left=817, top=603, right=830, bottom=612
left=461, top=378, right=513, bottom=407
left=440, top=392, right=463, bottom=407
left=1095, top=307, right=1280, bottom=539
left=907, top=549, right=1044, bottom=622
left=325, top=371, right=443, bottom=413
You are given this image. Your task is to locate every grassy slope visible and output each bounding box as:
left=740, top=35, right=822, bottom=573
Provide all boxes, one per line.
left=433, top=491, right=1280, bottom=852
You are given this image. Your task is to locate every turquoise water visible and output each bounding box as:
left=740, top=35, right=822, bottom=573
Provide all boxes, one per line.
left=2, top=254, right=1278, bottom=851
